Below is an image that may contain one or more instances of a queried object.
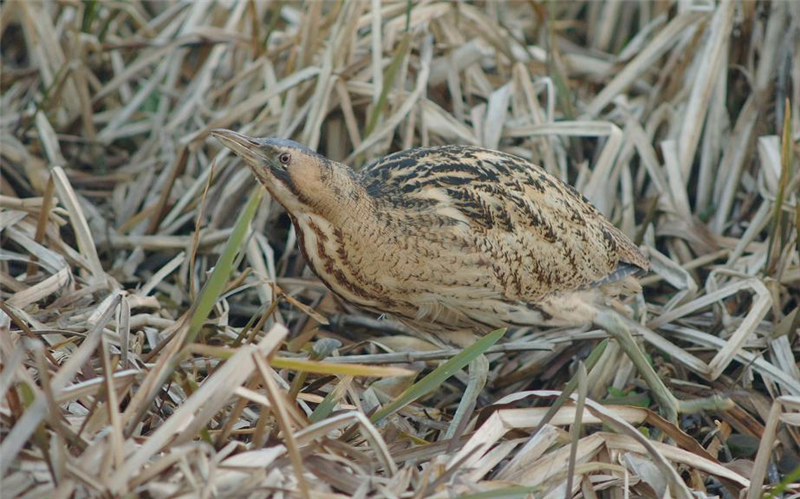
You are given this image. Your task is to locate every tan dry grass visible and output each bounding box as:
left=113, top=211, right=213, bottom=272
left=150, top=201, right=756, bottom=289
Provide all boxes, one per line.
left=1, top=1, right=799, bottom=497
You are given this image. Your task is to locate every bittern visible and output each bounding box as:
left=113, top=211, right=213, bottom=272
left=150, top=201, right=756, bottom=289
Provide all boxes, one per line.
left=211, top=130, right=649, bottom=342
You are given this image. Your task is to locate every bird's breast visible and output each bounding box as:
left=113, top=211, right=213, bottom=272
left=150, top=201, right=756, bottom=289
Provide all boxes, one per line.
left=291, top=211, right=495, bottom=321
left=292, top=213, right=407, bottom=313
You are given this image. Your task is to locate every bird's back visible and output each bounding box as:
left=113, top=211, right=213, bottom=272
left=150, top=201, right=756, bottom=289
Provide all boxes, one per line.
left=359, top=145, right=649, bottom=308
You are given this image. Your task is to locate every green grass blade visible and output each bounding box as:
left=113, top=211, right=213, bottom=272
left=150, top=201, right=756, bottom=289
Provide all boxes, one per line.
left=456, top=486, right=538, bottom=499
left=272, top=357, right=414, bottom=377
left=81, top=0, right=99, bottom=33
left=185, top=188, right=263, bottom=346
left=309, top=376, right=353, bottom=424
left=370, top=328, right=507, bottom=424
left=795, top=201, right=800, bottom=267
left=546, top=2, right=575, bottom=121
left=765, top=98, right=792, bottom=275
left=309, top=388, right=339, bottom=423
left=362, top=33, right=410, bottom=140
left=766, top=464, right=800, bottom=499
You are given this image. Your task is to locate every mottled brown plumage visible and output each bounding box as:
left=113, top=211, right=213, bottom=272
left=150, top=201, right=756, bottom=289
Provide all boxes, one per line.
left=212, top=130, right=649, bottom=338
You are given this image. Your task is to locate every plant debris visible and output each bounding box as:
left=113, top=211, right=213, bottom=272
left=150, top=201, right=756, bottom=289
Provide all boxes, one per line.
left=1, top=1, right=799, bottom=497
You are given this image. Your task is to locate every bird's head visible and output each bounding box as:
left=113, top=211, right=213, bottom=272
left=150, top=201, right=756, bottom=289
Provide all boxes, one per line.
left=211, top=129, right=347, bottom=215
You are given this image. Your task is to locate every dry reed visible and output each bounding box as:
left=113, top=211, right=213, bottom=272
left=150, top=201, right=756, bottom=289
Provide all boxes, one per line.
left=1, top=1, right=799, bottom=497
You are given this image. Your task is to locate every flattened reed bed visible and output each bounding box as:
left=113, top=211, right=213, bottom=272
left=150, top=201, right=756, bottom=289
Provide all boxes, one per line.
left=1, top=1, right=799, bottom=497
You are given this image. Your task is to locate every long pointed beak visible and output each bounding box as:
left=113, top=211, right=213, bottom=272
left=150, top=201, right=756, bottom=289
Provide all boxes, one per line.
left=210, top=129, right=265, bottom=164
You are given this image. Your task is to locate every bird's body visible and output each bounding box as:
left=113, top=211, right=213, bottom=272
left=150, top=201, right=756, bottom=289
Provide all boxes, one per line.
left=212, top=131, right=649, bottom=337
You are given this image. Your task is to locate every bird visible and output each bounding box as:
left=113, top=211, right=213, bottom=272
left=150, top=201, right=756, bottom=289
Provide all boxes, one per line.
left=211, top=130, right=649, bottom=343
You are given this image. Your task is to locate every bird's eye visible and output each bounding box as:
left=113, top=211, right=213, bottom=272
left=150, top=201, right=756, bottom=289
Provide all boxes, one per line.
left=278, top=152, right=291, bottom=165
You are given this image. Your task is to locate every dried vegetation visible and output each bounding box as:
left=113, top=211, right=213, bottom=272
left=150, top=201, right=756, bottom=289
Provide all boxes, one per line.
left=1, top=1, right=799, bottom=497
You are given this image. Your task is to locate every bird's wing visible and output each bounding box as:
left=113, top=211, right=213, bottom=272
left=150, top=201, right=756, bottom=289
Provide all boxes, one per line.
left=361, top=145, right=648, bottom=300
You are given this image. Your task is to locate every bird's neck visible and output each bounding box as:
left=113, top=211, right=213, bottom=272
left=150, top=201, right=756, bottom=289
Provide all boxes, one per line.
left=297, top=164, right=370, bottom=227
